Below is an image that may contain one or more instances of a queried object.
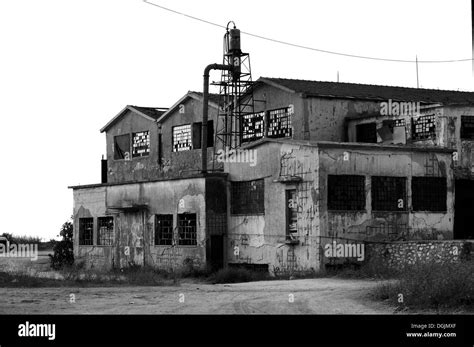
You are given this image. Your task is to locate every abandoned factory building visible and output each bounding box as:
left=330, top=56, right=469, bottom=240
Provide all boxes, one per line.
left=70, top=78, right=474, bottom=273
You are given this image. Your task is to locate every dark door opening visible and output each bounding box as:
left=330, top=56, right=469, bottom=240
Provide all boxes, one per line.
left=209, top=235, right=224, bottom=271
left=454, top=179, right=474, bottom=239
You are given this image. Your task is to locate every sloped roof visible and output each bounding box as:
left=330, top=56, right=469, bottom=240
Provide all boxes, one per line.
left=258, top=77, right=474, bottom=105
left=100, top=105, right=168, bottom=133
left=156, top=91, right=221, bottom=123
left=129, top=106, right=168, bottom=120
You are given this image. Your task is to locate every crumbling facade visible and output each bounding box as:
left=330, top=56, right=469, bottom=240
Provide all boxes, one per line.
left=70, top=78, right=474, bottom=272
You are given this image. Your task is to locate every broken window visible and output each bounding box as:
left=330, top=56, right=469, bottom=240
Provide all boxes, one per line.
left=461, top=116, right=474, bottom=140
left=177, top=213, right=197, bottom=246
left=328, top=175, right=366, bottom=210
left=155, top=214, right=173, bottom=245
left=412, top=177, right=447, bottom=211
left=286, top=190, right=298, bottom=239
left=377, top=119, right=407, bottom=144
left=97, top=217, right=114, bottom=246
left=371, top=176, right=407, bottom=211
left=356, top=123, right=377, bottom=143
left=191, top=120, right=214, bottom=149
left=242, top=111, right=265, bottom=142
left=172, top=124, right=192, bottom=152
left=132, top=131, right=150, bottom=158
left=267, top=107, right=293, bottom=138
left=79, top=218, right=93, bottom=246
left=231, top=179, right=265, bottom=215
left=412, top=114, right=436, bottom=140
left=114, top=134, right=130, bottom=160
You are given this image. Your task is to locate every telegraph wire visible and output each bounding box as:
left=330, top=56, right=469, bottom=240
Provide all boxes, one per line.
left=143, top=0, right=473, bottom=64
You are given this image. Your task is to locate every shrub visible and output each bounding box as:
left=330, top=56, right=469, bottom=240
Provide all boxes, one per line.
left=49, top=220, right=74, bottom=270
left=372, top=260, right=474, bottom=311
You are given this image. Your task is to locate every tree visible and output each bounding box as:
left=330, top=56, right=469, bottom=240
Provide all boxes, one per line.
left=49, top=219, right=74, bottom=270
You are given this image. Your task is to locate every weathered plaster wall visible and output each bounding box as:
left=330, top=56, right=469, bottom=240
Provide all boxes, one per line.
left=106, top=110, right=160, bottom=184
left=106, top=98, right=220, bottom=184
left=73, top=177, right=210, bottom=270
left=73, top=187, right=114, bottom=269
left=318, top=145, right=454, bottom=241
left=225, top=142, right=321, bottom=273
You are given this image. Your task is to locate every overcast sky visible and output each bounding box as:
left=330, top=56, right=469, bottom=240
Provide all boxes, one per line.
left=0, top=0, right=472, bottom=240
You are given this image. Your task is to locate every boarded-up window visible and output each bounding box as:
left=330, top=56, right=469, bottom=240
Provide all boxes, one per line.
left=242, top=112, right=265, bottom=142
left=79, top=218, right=93, bottom=246
left=371, top=176, right=407, bottom=211
left=192, top=120, right=214, bottom=149
left=114, top=134, right=130, bottom=160
left=268, top=107, right=292, bottom=138
left=172, top=124, right=192, bottom=152
left=97, top=217, right=114, bottom=246
left=328, top=175, right=366, bottom=210
left=177, top=213, right=197, bottom=246
left=461, top=116, right=474, bottom=140
left=356, top=123, right=377, bottom=143
left=412, top=114, right=436, bottom=140
left=155, top=214, right=173, bottom=245
left=132, top=131, right=150, bottom=158
left=231, top=179, right=264, bottom=215
left=412, top=177, right=447, bottom=211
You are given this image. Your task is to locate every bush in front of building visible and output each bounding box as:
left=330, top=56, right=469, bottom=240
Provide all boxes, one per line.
left=373, top=260, right=474, bottom=311
left=212, top=267, right=271, bottom=283
left=49, top=220, right=74, bottom=270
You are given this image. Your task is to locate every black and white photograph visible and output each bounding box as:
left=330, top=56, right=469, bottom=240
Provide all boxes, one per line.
left=0, top=0, right=473, bottom=345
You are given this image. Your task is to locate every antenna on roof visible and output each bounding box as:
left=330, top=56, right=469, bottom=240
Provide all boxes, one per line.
left=416, top=55, right=419, bottom=88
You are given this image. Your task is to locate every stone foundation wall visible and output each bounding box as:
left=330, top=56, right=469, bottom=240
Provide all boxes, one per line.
left=366, top=240, right=473, bottom=267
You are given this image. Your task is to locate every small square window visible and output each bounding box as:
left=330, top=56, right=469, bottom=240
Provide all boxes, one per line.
left=412, top=177, right=447, bottom=211
left=371, top=176, right=407, bottom=211
left=328, top=175, right=366, bottom=210
left=356, top=123, right=377, bottom=143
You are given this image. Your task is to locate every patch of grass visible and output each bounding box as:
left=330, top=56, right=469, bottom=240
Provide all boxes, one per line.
left=372, top=260, right=474, bottom=312
left=329, top=259, right=401, bottom=280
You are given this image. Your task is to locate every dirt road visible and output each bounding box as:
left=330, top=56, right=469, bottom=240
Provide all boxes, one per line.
left=0, top=278, right=394, bottom=314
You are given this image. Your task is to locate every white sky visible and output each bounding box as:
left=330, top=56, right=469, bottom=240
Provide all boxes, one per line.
left=0, top=0, right=472, bottom=240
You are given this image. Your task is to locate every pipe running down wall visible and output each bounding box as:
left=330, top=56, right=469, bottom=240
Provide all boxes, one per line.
left=202, top=63, right=233, bottom=173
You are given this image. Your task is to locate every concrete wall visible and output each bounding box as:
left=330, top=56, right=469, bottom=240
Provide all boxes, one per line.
left=252, top=84, right=381, bottom=142
left=225, top=141, right=321, bottom=273
left=106, top=110, right=160, bottom=184
left=159, top=96, right=221, bottom=175
left=72, top=177, right=212, bottom=270
left=318, top=144, right=454, bottom=241
left=73, top=187, right=114, bottom=269
left=105, top=97, right=221, bottom=184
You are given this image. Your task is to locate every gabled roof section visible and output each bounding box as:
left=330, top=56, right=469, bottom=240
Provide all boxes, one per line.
left=257, top=77, right=474, bottom=105
left=100, top=105, right=168, bottom=133
left=156, top=91, right=221, bottom=123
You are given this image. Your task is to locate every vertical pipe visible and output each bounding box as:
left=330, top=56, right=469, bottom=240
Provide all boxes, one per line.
left=202, top=64, right=233, bottom=173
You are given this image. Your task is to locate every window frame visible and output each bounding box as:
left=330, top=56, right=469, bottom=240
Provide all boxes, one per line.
left=172, top=124, right=192, bottom=152
left=113, top=133, right=131, bottom=160
left=371, top=176, right=407, bottom=212
left=411, top=177, right=447, bottom=212
left=461, top=116, right=474, bottom=140
left=97, top=216, right=114, bottom=246
left=79, top=217, right=94, bottom=246
left=177, top=213, right=197, bottom=246
left=155, top=214, right=174, bottom=246
left=327, top=175, right=366, bottom=211
left=231, top=179, right=265, bottom=215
